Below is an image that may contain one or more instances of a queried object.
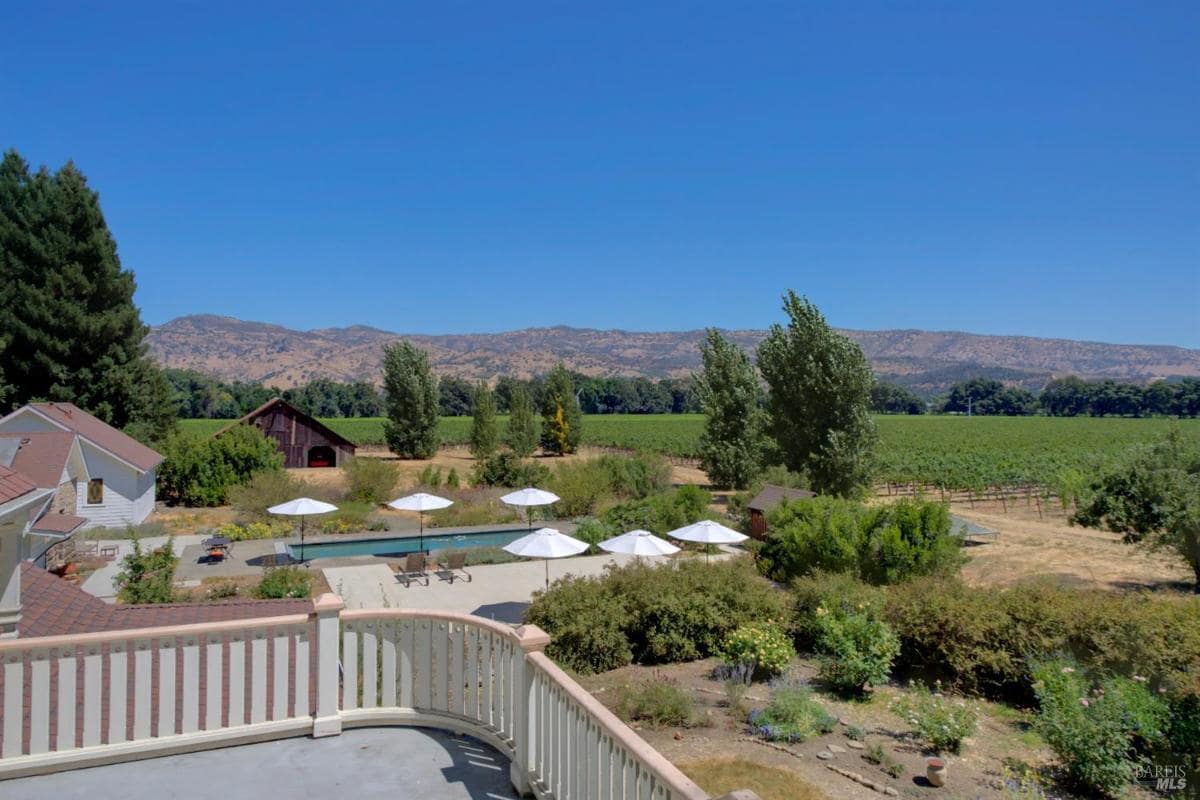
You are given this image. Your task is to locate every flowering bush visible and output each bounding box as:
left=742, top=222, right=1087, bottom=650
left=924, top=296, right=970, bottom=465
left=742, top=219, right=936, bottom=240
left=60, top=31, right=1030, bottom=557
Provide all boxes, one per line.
left=890, top=681, right=979, bottom=753
left=720, top=622, right=795, bottom=679
left=748, top=677, right=836, bottom=743
left=217, top=521, right=291, bottom=541
left=1030, top=659, right=1168, bottom=798
left=813, top=602, right=899, bottom=695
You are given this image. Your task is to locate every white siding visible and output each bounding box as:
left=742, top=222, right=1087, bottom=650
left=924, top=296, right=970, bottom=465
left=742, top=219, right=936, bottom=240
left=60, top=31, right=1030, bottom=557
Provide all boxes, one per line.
left=74, top=443, right=149, bottom=529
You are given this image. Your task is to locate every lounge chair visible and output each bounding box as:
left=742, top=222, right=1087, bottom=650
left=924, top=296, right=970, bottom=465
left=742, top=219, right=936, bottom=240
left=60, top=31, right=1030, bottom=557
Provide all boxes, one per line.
left=438, top=551, right=471, bottom=584
left=398, top=552, right=429, bottom=587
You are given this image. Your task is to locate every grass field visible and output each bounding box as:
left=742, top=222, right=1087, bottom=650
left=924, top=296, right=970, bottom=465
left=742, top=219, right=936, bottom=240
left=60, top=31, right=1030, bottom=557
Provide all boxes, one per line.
left=180, top=414, right=1200, bottom=489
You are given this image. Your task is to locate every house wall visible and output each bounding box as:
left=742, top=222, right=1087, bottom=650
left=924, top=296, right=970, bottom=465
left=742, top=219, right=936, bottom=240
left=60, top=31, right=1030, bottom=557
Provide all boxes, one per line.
left=51, top=472, right=78, bottom=515
left=0, top=408, right=54, bottom=435
left=74, top=443, right=153, bottom=529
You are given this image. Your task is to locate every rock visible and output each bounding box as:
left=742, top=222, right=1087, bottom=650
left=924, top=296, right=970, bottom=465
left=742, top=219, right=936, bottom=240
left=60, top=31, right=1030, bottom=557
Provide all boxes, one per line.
left=846, top=740, right=865, bottom=750
left=672, top=731, right=682, bottom=740
left=827, top=743, right=846, bottom=754
left=816, top=751, right=834, bottom=760
left=884, top=788, right=900, bottom=797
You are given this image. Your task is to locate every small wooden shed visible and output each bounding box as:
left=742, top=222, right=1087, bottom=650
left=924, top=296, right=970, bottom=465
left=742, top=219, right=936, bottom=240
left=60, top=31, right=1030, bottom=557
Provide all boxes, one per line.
left=747, top=484, right=816, bottom=539
left=217, top=398, right=356, bottom=469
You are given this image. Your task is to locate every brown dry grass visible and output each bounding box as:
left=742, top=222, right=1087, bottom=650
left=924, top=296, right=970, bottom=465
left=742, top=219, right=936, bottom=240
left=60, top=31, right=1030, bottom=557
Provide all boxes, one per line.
left=678, top=758, right=829, bottom=800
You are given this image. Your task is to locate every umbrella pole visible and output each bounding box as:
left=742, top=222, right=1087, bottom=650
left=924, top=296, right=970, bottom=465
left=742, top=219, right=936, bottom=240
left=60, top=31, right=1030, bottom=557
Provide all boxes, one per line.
left=544, top=558, right=549, bottom=589
left=419, top=511, right=425, bottom=553
left=300, top=516, right=306, bottom=565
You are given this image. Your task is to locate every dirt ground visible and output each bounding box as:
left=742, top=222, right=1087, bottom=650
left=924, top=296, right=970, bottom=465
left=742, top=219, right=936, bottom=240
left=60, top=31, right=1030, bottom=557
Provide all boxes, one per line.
left=577, top=657, right=1060, bottom=800
left=949, top=500, right=1193, bottom=594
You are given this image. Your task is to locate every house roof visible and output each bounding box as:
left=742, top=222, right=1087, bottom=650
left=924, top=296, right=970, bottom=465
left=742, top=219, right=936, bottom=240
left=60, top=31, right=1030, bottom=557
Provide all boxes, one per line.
left=30, top=513, right=87, bottom=536
left=18, top=562, right=312, bottom=638
left=23, top=402, right=163, bottom=473
left=748, top=484, right=817, bottom=512
left=0, top=464, right=38, bottom=505
left=215, top=397, right=356, bottom=449
left=0, top=431, right=78, bottom=489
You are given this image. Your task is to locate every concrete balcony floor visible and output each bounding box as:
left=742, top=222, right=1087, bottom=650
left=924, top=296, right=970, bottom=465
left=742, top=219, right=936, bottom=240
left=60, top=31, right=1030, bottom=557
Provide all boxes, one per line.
left=8, top=728, right=520, bottom=800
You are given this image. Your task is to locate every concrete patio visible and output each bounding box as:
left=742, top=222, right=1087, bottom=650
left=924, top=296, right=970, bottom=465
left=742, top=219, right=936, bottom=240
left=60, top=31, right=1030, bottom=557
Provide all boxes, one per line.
left=6, top=727, right=519, bottom=800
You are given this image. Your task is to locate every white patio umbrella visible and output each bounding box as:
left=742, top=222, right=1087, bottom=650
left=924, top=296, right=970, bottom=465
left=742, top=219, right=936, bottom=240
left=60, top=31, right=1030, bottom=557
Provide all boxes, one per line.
left=268, top=497, right=338, bottom=563
left=387, top=492, right=453, bottom=552
left=598, top=529, right=680, bottom=559
left=666, top=519, right=748, bottom=562
left=502, top=527, right=589, bottom=588
left=501, top=487, right=561, bottom=530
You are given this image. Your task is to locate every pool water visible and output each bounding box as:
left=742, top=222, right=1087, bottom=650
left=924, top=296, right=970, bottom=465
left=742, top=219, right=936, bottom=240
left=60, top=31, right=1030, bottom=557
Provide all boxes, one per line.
left=288, top=528, right=528, bottom=560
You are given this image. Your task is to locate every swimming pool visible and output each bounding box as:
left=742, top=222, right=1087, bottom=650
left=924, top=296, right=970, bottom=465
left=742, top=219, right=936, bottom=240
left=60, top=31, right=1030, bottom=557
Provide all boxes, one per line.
left=288, top=528, right=529, bottom=560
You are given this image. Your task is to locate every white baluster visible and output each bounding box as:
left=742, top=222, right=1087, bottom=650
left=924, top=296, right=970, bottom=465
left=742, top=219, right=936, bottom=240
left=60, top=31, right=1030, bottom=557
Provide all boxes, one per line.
left=341, top=625, right=358, bottom=712
left=132, top=640, right=153, bottom=740
left=271, top=628, right=289, bottom=720
left=227, top=633, right=245, bottom=727
left=381, top=620, right=397, bottom=708
left=206, top=634, right=223, bottom=730
left=250, top=629, right=267, bottom=724
left=56, top=646, right=77, bottom=751
left=157, top=639, right=176, bottom=737
left=294, top=627, right=309, bottom=718
left=108, top=642, right=127, bottom=744
left=181, top=637, right=199, bottom=734
left=3, top=652, right=23, bottom=757
left=29, top=648, right=50, bottom=754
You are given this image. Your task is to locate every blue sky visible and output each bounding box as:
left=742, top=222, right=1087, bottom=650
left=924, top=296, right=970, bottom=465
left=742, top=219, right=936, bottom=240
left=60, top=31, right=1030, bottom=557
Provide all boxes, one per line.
left=2, top=2, right=1197, bottom=346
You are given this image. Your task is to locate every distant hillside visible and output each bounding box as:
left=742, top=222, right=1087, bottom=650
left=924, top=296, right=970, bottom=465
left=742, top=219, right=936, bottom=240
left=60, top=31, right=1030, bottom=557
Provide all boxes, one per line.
left=146, top=314, right=1200, bottom=396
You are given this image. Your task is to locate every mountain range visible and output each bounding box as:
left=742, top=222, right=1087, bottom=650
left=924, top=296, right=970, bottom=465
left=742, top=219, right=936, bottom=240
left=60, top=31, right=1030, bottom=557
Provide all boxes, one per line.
left=146, top=314, right=1200, bottom=396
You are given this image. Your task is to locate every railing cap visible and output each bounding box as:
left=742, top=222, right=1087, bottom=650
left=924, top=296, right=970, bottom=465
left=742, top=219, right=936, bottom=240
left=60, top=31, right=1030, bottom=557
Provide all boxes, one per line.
left=513, top=624, right=551, bottom=652
left=312, top=593, right=345, bottom=614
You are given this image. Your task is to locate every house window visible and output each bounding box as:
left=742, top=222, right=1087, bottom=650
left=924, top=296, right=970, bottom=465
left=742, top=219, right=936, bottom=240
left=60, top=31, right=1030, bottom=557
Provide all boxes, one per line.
left=87, top=478, right=104, bottom=505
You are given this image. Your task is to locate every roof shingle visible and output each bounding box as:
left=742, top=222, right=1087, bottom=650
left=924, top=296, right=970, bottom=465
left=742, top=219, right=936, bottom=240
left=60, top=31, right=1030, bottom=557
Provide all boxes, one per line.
left=27, top=402, right=163, bottom=473
left=0, top=464, right=38, bottom=505
left=0, top=431, right=76, bottom=489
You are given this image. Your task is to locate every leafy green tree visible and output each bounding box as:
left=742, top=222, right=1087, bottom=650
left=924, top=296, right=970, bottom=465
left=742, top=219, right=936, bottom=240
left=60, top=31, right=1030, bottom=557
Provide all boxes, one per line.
left=1074, top=430, right=1200, bottom=593
left=157, top=423, right=283, bottom=506
left=437, top=375, right=475, bottom=416
left=870, top=381, right=925, bottom=414
left=757, top=291, right=877, bottom=496
left=468, top=383, right=499, bottom=458
left=114, top=538, right=179, bottom=604
left=381, top=341, right=439, bottom=458
left=695, top=328, right=764, bottom=489
left=540, top=364, right=582, bottom=455
left=0, top=150, right=175, bottom=441
left=506, top=386, right=539, bottom=457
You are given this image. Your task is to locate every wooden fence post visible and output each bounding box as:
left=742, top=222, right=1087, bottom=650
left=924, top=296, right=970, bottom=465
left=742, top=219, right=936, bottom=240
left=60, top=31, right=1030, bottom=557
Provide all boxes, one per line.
left=312, top=593, right=345, bottom=737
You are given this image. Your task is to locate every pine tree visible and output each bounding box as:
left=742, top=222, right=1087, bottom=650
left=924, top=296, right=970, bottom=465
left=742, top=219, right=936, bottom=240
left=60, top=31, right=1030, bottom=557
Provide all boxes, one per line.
left=468, top=383, right=499, bottom=458
left=0, top=150, right=176, bottom=441
left=540, top=364, right=582, bottom=455
left=757, top=291, right=877, bottom=496
left=381, top=342, right=440, bottom=458
left=506, top=386, right=539, bottom=457
left=695, top=328, right=764, bottom=489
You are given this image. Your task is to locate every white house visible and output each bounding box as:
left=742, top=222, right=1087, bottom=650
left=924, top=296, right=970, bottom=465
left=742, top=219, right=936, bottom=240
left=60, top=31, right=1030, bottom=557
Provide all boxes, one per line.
left=0, top=403, right=163, bottom=530
left=0, top=464, right=54, bottom=636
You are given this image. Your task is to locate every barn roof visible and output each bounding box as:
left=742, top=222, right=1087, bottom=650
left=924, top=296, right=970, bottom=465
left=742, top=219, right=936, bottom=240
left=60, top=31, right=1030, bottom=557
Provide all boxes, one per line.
left=748, top=484, right=816, bottom=512
left=214, top=397, right=357, bottom=449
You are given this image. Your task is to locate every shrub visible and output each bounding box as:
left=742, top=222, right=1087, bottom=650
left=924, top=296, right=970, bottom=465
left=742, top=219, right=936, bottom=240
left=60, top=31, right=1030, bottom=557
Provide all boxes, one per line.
left=216, top=521, right=292, bottom=541
left=890, top=682, right=979, bottom=753
left=549, top=460, right=614, bottom=517
left=720, top=621, right=795, bottom=680
left=158, top=424, right=283, bottom=506
left=599, top=485, right=714, bottom=536
left=748, top=678, right=836, bottom=743
left=343, top=456, right=398, bottom=504
left=615, top=678, right=697, bottom=728
left=471, top=452, right=551, bottom=488
left=525, top=558, right=788, bottom=674
left=791, top=571, right=885, bottom=649
left=229, top=469, right=312, bottom=522
left=883, top=577, right=1200, bottom=701
left=1031, top=660, right=1169, bottom=797
left=205, top=581, right=240, bottom=600
left=114, top=537, right=179, bottom=604
left=445, top=468, right=460, bottom=488
left=596, top=453, right=672, bottom=499
left=812, top=601, right=899, bottom=696
left=317, top=502, right=384, bottom=534
left=758, top=496, right=959, bottom=585
left=417, top=465, right=443, bottom=488
left=572, top=517, right=613, bottom=554
left=254, top=566, right=313, bottom=599
left=429, top=489, right=521, bottom=527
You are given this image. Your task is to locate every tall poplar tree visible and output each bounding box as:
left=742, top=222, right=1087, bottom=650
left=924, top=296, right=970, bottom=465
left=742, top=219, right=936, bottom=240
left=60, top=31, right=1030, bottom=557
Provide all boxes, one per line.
left=757, top=291, right=877, bottom=496
left=0, top=150, right=175, bottom=440
left=468, top=383, right=499, bottom=458
left=695, top=329, right=764, bottom=489
left=381, top=341, right=440, bottom=458
left=505, top=386, right=539, bottom=457
left=540, top=364, right=582, bottom=455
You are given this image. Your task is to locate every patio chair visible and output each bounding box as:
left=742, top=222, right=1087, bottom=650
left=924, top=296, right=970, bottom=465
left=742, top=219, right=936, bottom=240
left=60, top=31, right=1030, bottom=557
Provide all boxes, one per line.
left=438, top=551, right=471, bottom=584
left=398, top=552, right=429, bottom=587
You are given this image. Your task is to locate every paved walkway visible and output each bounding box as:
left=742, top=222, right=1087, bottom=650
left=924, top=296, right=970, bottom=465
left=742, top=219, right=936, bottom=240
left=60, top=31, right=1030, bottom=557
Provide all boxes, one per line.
left=324, top=552, right=650, bottom=621
left=5, top=727, right=518, bottom=800
left=80, top=534, right=207, bottom=602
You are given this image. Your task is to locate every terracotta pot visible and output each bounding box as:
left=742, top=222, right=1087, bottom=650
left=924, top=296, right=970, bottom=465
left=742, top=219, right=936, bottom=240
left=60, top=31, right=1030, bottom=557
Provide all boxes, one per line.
left=926, top=757, right=947, bottom=787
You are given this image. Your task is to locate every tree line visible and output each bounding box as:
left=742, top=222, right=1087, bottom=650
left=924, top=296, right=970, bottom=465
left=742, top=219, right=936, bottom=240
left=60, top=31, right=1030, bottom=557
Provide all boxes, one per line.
left=870, top=375, right=1200, bottom=417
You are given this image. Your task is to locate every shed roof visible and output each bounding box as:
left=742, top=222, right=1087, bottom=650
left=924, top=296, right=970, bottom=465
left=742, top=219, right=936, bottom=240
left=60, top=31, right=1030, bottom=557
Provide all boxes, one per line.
left=215, top=397, right=357, bottom=449
left=0, top=431, right=78, bottom=489
left=748, top=484, right=817, bottom=512
left=22, top=403, right=163, bottom=473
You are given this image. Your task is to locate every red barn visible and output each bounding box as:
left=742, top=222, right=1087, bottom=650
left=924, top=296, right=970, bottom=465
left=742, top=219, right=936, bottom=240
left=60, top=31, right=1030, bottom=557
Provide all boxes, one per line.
left=217, top=398, right=356, bottom=469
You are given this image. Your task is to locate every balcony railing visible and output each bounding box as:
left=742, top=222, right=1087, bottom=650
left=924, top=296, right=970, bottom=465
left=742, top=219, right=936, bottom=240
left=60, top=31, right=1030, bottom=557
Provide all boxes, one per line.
left=0, top=595, right=751, bottom=800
